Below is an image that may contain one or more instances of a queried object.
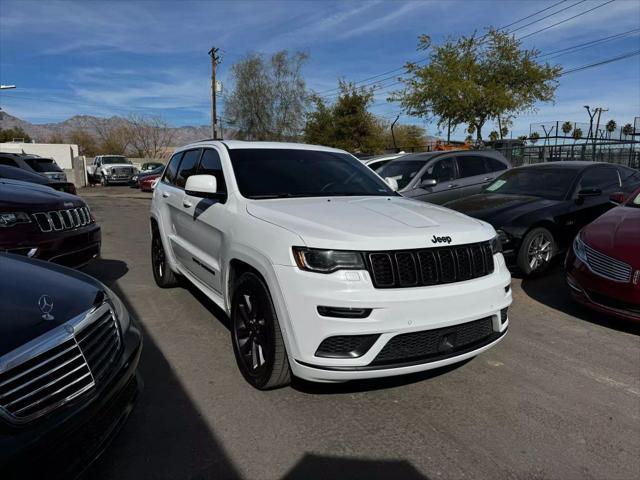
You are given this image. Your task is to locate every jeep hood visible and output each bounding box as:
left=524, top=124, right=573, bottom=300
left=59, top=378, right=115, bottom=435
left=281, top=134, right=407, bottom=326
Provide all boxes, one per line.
left=246, top=196, right=493, bottom=250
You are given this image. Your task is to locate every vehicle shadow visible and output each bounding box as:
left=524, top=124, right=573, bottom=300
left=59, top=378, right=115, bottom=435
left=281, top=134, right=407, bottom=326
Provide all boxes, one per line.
left=282, top=454, right=429, bottom=480
left=520, top=265, right=640, bottom=335
left=81, top=258, right=241, bottom=480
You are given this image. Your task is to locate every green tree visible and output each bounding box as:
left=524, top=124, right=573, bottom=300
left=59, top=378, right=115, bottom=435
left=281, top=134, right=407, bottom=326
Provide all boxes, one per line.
left=489, top=130, right=499, bottom=142
left=0, top=126, right=32, bottom=143
left=622, top=123, right=634, bottom=138
left=572, top=127, right=583, bottom=143
left=395, top=29, right=561, bottom=141
left=305, top=81, right=385, bottom=154
left=561, top=121, right=573, bottom=136
left=385, top=124, right=426, bottom=151
left=225, top=50, right=309, bottom=141
left=529, top=132, right=540, bottom=144
left=605, top=119, right=617, bottom=139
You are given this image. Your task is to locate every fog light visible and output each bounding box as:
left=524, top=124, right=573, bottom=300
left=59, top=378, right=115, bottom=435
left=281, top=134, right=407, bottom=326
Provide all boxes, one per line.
left=317, top=306, right=372, bottom=318
left=500, top=307, right=508, bottom=324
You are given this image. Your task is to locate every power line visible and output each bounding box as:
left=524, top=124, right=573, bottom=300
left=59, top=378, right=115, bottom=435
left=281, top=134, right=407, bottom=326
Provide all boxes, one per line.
left=518, top=0, right=616, bottom=40
left=496, top=0, right=569, bottom=31
left=538, top=27, right=640, bottom=59
left=506, top=0, right=588, bottom=35
left=560, top=48, right=640, bottom=75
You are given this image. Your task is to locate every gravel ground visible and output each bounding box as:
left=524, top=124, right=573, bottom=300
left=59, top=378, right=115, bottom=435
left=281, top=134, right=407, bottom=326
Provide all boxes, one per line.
left=81, top=188, right=640, bottom=480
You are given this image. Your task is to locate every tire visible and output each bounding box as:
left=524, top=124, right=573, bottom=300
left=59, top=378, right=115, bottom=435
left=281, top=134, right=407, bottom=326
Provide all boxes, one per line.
left=231, top=272, right=291, bottom=389
left=517, top=227, right=556, bottom=277
left=151, top=227, right=179, bottom=288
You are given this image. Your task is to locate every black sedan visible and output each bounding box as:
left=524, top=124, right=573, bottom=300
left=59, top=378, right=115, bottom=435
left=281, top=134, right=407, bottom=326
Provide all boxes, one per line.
left=444, top=161, right=640, bottom=276
left=0, top=253, right=142, bottom=479
left=0, top=164, right=77, bottom=195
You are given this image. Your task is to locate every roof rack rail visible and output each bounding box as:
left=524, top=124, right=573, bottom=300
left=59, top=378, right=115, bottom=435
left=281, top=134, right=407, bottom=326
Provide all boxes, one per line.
left=192, top=137, right=224, bottom=143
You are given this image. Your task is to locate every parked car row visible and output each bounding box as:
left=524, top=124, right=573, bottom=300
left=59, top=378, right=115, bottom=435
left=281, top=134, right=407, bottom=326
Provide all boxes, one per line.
left=0, top=170, right=142, bottom=478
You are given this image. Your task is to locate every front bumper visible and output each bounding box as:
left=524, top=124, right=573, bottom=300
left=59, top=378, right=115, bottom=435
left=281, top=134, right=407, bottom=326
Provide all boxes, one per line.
left=0, top=323, right=142, bottom=479
left=1, top=224, right=101, bottom=268
left=274, top=253, right=512, bottom=382
left=565, top=250, right=640, bottom=322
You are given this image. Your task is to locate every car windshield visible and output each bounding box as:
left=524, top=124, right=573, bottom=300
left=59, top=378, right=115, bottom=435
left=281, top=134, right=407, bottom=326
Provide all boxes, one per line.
left=627, top=190, right=640, bottom=208
left=229, top=148, right=395, bottom=199
left=102, top=157, right=131, bottom=165
left=376, top=160, right=427, bottom=190
left=484, top=168, right=578, bottom=200
left=24, top=158, right=62, bottom=172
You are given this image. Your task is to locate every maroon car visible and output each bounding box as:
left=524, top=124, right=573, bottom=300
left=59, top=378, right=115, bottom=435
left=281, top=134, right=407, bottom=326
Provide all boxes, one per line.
left=566, top=187, right=640, bottom=321
left=0, top=178, right=100, bottom=267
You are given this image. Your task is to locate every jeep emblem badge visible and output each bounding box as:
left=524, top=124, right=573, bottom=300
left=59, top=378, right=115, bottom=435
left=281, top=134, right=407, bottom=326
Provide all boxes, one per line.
left=431, top=235, right=452, bottom=244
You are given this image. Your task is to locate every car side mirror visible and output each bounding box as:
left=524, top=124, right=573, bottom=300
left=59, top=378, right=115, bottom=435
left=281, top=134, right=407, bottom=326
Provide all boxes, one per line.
left=609, top=192, right=625, bottom=204
left=577, top=188, right=602, bottom=197
left=419, top=178, right=438, bottom=188
left=185, top=174, right=218, bottom=197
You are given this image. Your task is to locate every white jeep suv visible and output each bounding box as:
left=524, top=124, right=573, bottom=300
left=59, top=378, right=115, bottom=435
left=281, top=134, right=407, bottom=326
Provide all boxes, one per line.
left=150, top=141, right=511, bottom=389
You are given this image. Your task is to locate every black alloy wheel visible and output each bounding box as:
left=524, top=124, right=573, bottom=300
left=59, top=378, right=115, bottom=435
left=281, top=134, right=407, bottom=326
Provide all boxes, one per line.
left=151, top=227, right=178, bottom=288
left=231, top=272, right=291, bottom=389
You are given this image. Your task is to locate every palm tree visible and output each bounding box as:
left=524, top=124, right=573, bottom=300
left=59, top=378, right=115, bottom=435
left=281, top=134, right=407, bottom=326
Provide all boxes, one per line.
left=572, top=128, right=583, bottom=143
left=489, top=130, right=499, bottom=142
left=622, top=123, right=634, bottom=138
left=561, top=121, right=573, bottom=136
left=606, top=120, right=617, bottom=139
left=529, top=132, right=540, bottom=144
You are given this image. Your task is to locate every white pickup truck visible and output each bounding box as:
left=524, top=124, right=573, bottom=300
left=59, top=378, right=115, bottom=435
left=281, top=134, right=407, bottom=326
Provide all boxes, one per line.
left=150, top=141, right=512, bottom=389
left=87, top=155, right=137, bottom=186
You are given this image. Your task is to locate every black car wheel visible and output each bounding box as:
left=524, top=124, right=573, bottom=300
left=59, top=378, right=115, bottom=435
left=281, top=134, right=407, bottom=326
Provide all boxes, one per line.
left=151, top=228, right=179, bottom=288
left=231, top=272, right=291, bottom=389
left=517, top=227, right=556, bottom=276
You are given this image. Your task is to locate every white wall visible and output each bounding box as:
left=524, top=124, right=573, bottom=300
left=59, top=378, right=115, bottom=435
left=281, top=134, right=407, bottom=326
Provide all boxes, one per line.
left=0, top=142, right=79, bottom=169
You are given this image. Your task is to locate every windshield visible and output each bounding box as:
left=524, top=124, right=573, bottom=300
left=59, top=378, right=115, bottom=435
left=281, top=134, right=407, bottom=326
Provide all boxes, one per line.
left=627, top=190, right=640, bottom=208
left=376, top=160, right=427, bottom=190
left=485, top=168, right=578, bottom=200
left=24, top=158, right=62, bottom=172
left=229, top=149, right=395, bottom=199
left=102, top=157, right=131, bottom=165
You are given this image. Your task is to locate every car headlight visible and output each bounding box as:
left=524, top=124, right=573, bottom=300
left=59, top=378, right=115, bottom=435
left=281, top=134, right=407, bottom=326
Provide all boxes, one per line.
left=293, top=247, right=365, bottom=273
left=573, top=232, right=588, bottom=264
left=0, top=212, right=31, bottom=228
left=490, top=234, right=503, bottom=254
left=103, top=285, right=130, bottom=332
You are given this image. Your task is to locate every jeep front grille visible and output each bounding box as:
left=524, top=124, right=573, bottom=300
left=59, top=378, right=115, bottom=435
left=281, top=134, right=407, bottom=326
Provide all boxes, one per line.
left=32, top=207, right=93, bottom=233
left=366, top=241, right=494, bottom=288
left=0, top=304, right=121, bottom=423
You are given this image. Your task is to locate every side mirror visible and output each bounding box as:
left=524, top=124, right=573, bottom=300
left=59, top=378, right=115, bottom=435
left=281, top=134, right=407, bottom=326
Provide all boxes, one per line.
left=185, top=174, right=217, bottom=197
left=609, top=192, right=625, bottom=204
left=577, top=188, right=601, bottom=197
left=419, top=178, right=438, bottom=188
left=385, top=177, right=399, bottom=191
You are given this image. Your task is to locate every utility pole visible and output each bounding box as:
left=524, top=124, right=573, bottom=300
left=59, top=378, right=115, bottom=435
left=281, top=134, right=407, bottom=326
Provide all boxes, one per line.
left=208, top=47, right=221, bottom=139
left=390, top=115, right=400, bottom=152
left=592, top=107, right=608, bottom=160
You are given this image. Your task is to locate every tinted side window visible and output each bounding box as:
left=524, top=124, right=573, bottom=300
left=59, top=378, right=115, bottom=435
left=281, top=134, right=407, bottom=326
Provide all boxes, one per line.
left=577, top=167, right=620, bottom=192
left=485, top=157, right=508, bottom=173
left=0, top=157, right=18, bottom=167
left=198, top=149, right=227, bottom=193
left=162, top=152, right=183, bottom=185
left=619, top=167, right=640, bottom=192
left=175, top=149, right=201, bottom=188
left=423, top=158, right=456, bottom=182
left=457, top=156, right=488, bottom=177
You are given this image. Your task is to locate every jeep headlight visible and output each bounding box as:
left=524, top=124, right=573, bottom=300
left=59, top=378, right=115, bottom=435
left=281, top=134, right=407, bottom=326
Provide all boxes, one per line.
left=293, top=247, right=365, bottom=273
left=0, top=212, right=31, bottom=228
left=103, top=285, right=130, bottom=332
left=573, top=232, right=588, bottom=264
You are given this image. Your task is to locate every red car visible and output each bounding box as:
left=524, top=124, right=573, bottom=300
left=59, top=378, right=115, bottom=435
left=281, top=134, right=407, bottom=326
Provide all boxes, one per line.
left=140, top=174, right=160, bottom=192
left=566, top=188, right=640, bottom=321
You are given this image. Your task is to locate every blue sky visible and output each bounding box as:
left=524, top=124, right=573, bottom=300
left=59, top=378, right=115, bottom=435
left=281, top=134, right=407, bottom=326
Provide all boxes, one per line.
left=0, top=0, right=639, bottom=139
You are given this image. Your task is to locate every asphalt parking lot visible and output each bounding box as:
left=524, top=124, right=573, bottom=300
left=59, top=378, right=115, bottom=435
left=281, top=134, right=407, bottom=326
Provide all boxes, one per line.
left=80, top=187, right=640, bottom=480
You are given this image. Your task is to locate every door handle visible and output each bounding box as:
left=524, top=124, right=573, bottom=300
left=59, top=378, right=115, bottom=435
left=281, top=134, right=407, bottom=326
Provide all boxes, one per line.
left=162, top=192, right=170, bottom=198
left=447, top=184, right=458, bottom=189
left=183, top=199, right=193, bottom=208
left=483, top=177, right=493, bottom=181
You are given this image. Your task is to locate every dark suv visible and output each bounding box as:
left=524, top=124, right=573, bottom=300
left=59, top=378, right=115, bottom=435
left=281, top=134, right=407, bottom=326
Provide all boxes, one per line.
left=0, top=152, right=67, bottom=182
left=0, top=179, right=100, bottom=267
